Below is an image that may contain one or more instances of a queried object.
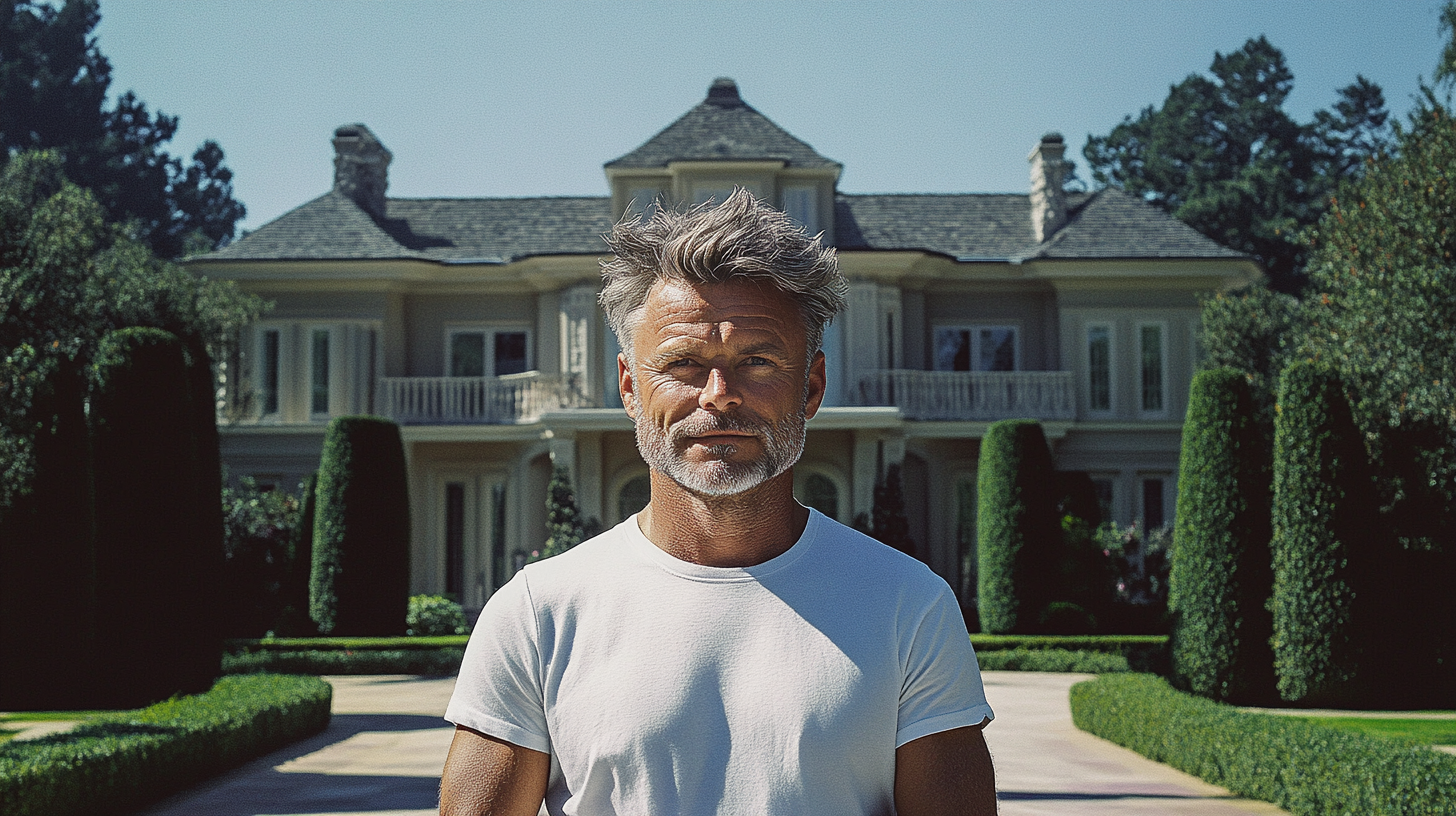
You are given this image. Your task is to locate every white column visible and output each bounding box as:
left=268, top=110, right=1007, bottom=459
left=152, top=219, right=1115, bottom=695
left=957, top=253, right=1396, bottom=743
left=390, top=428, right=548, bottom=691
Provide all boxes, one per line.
left=560, top=283, right=598, bottom=404
left=844, top=281, right=880, bottom=404
left=576, top=432, right=603, bottom=527
left=852, top=430, right=879, bottom=522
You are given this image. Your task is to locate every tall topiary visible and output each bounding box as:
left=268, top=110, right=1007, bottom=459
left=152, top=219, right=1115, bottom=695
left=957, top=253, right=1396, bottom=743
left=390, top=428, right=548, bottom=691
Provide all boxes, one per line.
left=1169, top=367, right=1275, bottom=704
left=181, top=338, right=223, bottom=681
left=311, top=416, right=410, bottom=635
left=90, top=327, right=216, bottom=707
left=977, top=419, right=1061, bottom=634
left=1270, top=361, right=1384, bottom=706
left=0, top=359, right=96, bottom=709
left=535, top=464, right=584, bottom=561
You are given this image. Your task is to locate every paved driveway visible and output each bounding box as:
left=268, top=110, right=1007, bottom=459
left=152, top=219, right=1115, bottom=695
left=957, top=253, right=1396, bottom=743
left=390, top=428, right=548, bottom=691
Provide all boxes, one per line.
left=134, top=672, right=1290, bottom=816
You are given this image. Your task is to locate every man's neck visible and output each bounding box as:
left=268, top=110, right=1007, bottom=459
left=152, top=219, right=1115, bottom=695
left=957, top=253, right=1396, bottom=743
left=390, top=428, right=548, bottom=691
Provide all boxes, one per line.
left=638, top=470, right=810, bottom=567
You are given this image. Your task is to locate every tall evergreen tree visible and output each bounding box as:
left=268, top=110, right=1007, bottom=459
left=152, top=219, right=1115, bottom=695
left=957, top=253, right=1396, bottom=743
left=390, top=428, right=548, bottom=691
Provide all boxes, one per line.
left=90, top=327, right=217, bottom=707
left=538, top=464, right=584, bottom=560
left=977, top=419, right=1060, bottom=634
left=1169, top=368, right=1275, bottom=704
left=0, top=0, right=246, bottom=257
left=1086, top=36, right=1392, bottom=290
left=1270, top=362, right=1385, bottom=706
left=871, top=464, right=915, bottom=558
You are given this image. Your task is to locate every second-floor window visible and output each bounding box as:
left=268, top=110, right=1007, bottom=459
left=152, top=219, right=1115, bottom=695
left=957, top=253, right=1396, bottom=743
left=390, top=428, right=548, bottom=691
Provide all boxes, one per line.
left=310, top=328, right=331, bottom=417
left=1087, top=324, right=1112, bottom=412
left=260, top=329, right=281, bottom=416
left=1139, top=323, right=1165, bottom=413
left=934, top=326, right=1018, bottom=372
left=782, top=185, right=818, bottom=235
left=448, top=328, right=531, bottom=377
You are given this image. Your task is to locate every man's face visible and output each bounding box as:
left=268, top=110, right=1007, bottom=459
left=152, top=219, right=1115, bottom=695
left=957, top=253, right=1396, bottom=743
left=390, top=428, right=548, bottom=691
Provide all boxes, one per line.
left=619, top=278, right=826, bottom=497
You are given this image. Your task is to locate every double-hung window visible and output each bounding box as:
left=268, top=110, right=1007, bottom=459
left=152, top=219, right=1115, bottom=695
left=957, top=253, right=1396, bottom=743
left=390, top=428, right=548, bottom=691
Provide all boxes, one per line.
left=1138, top=322, right=1166, bottom=414
left=258, top=328, right=281, bottom=418
left=309, top=327, right=332, bottom=419
left=1086, top=323, right=1113, bottom=412
left=447, top=328, right=531, bottom=377
left=781, top=185, right=819, bottom=235
left=933, top=326, right=1018, bottom=372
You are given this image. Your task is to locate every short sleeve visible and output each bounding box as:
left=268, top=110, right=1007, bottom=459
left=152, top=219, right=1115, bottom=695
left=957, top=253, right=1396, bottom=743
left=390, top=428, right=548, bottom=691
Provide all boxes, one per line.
left=895, top=583, right=994, bottom=747
left=444, top=570, right=552, bottom=754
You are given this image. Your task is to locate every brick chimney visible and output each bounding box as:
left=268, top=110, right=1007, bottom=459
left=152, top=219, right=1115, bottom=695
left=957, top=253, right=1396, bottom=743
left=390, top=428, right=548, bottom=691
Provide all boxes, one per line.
left=332, top=124, right=391, bottom=219
left=1028, top=132, right=1068, bottom=243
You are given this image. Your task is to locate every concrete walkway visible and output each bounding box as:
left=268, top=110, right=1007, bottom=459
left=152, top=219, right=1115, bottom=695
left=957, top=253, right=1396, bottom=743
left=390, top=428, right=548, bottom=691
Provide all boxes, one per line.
left=129, top=672, right=1290, bottom=816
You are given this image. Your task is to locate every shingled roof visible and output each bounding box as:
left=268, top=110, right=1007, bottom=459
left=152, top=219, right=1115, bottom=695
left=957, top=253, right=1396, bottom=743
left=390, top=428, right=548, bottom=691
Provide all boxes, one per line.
left=605, top=78, right=840, bottom=170
left=835, top=189, right=1244, bottom=261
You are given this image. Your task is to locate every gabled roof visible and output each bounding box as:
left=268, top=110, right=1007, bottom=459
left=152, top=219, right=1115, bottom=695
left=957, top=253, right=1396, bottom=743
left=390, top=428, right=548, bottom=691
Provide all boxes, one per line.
left=605, top=79, right=840, bottom=170
left=1025, top=189, right=1246, bottom=260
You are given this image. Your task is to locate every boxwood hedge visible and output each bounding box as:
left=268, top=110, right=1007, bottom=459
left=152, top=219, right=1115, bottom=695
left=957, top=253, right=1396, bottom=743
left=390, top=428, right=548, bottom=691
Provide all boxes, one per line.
left=0, top=673, right=331, bottom=816
left=1070, top=673, right=1456, bottom=816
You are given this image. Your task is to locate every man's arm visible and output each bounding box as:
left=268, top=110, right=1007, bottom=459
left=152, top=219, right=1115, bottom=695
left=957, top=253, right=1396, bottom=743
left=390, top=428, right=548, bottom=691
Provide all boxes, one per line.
left=439, top=725, right=549, bottom=816
left=894, top=723, right=997, bottom=816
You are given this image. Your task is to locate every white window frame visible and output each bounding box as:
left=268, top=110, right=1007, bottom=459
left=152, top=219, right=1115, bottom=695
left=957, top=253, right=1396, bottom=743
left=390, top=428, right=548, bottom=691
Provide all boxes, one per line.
left=254, top=324, right=285, bottom=420
left=445, top=325, right=534, bottom=378
left=306, top=324, right=335, bottom=421
left=931, top=324, right=1021, bottom=372
left=1137, top=321, right=1169, bottom=417
left=1085, top=321, right=1115, bottom=415
left=793, top=464, right=849, bottom=523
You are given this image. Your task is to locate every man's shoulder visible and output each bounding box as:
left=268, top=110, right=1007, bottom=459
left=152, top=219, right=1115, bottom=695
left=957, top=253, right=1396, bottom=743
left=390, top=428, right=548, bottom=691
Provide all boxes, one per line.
left=807, top=513, right=948, bottom=588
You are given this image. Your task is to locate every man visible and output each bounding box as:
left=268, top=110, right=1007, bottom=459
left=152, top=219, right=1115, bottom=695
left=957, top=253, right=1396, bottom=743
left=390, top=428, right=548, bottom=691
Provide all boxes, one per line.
left=440, top=189, right=997, bottom=815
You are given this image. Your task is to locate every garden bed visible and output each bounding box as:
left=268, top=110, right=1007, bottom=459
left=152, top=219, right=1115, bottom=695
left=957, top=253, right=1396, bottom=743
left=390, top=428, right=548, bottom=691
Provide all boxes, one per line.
left=0, top=673, right=331, bottom=816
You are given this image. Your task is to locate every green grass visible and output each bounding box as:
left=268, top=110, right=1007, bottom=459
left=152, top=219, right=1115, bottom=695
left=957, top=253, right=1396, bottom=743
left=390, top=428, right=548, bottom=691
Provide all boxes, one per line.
left=1295, top=716, right=1456, bottom=746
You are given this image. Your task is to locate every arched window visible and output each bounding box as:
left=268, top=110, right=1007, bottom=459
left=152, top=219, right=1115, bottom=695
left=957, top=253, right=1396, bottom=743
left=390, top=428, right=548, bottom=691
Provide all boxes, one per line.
left=617, top=475, right=651, bottom=522
left=799, top=472, right=840, bottom=520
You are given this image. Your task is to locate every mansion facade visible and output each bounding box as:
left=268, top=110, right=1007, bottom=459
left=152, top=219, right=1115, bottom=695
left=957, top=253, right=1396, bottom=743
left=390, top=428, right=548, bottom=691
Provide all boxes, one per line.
left=188, top=78, right=1259, bottom=612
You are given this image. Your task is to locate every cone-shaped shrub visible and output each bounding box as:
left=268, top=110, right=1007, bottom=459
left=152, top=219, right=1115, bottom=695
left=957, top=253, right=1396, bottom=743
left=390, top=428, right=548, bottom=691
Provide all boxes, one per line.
left=1169, top=367, right=1275, bottom=704
left=978, top=419, right=1061, bottom=634
left=0, top=359, right=97, bottom=709
left=539, top=465, right=583, bottom=559
left=311, top=416, right=410, bottom=635
left=91, top=328, right=217, bottom=707
left=1271, top=361, right=1384, bottom=706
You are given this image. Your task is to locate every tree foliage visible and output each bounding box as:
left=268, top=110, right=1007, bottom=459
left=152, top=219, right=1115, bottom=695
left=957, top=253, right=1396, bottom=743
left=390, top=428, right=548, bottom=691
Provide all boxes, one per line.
left=1169, top=368, right=1274, bottom=704
left=1086, top=36, right=1392, bottom=290
left=871, top=463, right=915, bottom=558
left=0, top=0, right=245, bottom=257
left=537, top=464, right=585, bottom=560
left=0, top=150, right=263, bottom=513
left=1197, top=283, right=1304, bottom=437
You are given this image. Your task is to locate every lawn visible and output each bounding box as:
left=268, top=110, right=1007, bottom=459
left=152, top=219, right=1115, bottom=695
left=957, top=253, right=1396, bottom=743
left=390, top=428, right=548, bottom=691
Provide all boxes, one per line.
left=1294, top=716, right=1456, bottom=746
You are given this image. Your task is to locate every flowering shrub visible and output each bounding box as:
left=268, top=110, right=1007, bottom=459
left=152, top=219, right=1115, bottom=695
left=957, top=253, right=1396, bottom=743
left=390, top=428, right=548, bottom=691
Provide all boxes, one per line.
left=406, top=594, right=470, bottom=636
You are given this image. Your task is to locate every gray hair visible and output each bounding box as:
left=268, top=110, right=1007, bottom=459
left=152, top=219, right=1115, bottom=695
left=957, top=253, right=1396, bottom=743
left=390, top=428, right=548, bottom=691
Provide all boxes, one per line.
left=599, top=187, right=847, bottom=362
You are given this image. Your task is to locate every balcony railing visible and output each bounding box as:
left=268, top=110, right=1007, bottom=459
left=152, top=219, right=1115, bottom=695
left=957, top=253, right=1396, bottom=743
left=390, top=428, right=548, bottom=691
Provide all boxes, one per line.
left=852, top=370, right=1075, bottom=421
left=377, top=372, right=590, bottom=424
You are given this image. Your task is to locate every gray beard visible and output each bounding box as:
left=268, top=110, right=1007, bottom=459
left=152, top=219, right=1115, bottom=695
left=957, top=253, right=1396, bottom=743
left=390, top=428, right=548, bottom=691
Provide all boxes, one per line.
left=634, top=402, right=807, bottom=497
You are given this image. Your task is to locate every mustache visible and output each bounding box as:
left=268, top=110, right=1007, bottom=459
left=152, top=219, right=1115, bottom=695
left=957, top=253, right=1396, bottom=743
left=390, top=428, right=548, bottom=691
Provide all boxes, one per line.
left=667, top=411, right=772, bottom=442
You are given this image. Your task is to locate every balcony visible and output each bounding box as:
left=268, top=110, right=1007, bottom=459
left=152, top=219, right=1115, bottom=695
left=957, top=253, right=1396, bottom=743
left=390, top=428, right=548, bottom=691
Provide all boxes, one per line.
left=852, top=370, right=1075, bottom=421
left=377, top=372, right=590, bottom=424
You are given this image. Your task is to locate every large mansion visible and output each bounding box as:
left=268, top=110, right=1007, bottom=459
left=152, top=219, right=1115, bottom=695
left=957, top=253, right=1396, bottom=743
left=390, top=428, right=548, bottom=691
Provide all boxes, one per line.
left=187, top=78, right=1258, bottom=612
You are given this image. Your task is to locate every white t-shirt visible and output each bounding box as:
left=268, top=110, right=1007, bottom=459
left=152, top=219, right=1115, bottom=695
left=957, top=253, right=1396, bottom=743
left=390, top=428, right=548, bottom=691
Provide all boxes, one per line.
left=445, top=509, right=993, bottom=816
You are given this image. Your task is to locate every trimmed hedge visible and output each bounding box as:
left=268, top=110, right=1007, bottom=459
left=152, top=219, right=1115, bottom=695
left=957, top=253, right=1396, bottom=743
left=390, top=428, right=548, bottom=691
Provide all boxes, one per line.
left=977, top=648, right=1130, bottom=673
left=971, top=634, right=1167, bottom=673
left=0, top=360, right=96, bottom=710
left=311, top=416, right=410, bottom=635
left=1070, top=673, right=1456, bottom=816
left=226, top=635, right=469, bottom=652
left=0, top=673, right=331, bottom=816
left=977, top=419, right=1061, bottom=633
left=1169, top=367, right=1275, bottom=704
left=90, top=327, right=219, bottom=707
left=224, top=648, right=466, bottom=676
left=1271, top=362, right=1386, bottom=706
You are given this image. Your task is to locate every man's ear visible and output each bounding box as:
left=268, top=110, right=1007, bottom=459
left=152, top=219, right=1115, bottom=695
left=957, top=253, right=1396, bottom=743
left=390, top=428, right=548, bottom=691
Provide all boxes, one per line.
left=618, top=353, right=638, bottom=419
left=804, top=350, right=827, bottom=420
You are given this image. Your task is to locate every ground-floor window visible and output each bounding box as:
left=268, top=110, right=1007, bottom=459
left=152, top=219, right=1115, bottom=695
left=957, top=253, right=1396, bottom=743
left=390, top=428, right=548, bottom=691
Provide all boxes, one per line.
left=1142, top=477, right=1166, bottom=529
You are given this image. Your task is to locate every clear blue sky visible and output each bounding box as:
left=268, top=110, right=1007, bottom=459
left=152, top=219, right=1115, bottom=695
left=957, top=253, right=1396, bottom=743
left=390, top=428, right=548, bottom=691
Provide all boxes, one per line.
left=93, top=1, right=1446, bottom=233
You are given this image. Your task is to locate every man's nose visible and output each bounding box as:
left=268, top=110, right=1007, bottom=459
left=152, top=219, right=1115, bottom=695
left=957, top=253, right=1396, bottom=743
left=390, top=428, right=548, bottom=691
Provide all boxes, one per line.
left=699, top=366, right=742, bottom=412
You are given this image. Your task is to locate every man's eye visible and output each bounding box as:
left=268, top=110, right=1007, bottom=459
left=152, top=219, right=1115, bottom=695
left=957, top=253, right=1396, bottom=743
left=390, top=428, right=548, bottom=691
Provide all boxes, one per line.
left=666, top=358, right=697, bottom=369
left=745, top=356, right=773, bottom=366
